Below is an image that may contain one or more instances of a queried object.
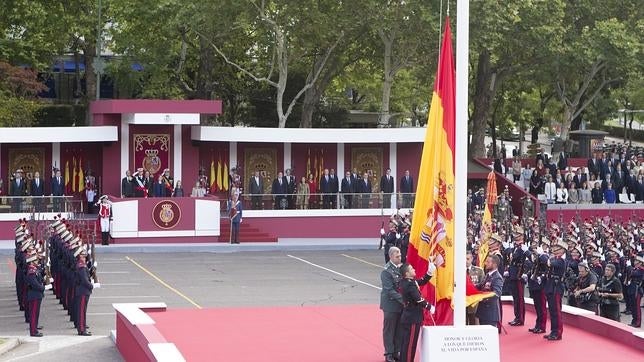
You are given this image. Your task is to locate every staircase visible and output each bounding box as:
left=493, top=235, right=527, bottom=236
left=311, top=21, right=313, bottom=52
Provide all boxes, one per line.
left=218, top=221, right=278, bottom=243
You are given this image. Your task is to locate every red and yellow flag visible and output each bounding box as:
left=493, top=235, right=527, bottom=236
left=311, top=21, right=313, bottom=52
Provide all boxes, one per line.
left=72, top=157, right=78, bottom=193
left=407, top=18, right=456, bottom=326
left=210, top=158, right=216, bottom=193
left=78, top=157, right=85, bottom=192
left=478, top=171, right=497, bottom=266
left=223, top=161, right=229, bottom=192
left=216, top=156, right=223, bottom=193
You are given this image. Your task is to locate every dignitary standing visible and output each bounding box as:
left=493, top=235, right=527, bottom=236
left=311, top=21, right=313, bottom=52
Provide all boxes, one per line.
left=506, top=227, right=530, bottom=326
left=380, top=168, right=395, bottom=209
left=272, top=172, right=288, bottom=209
left=51, top=168, right=65, bottom=211
left=248, top=170, right=264, bottom=210
left=30, top=171, right=45, bottom=212
left=400, top=170, right=414, bottom=208
left=228, top=192, right=242, bottom=244
left=121, top=170, right=134, bottom=198
left=340, top=171, right=354, bottom=209
left=11, top=169, right=27, bottom=212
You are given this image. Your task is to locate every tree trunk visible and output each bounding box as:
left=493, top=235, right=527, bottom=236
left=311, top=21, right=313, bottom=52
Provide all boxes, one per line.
left=469, top=49, right=497, bottom=158
left=560, top=105, right=574, bottom=141
left=83, top=43, right=97, bottom=124
left=379, top=31, right=395, bottom=127
left=300, top=88, right=318, bottom=128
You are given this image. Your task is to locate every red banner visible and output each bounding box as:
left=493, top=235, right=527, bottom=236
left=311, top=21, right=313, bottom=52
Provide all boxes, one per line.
left=133, top=134, right=170, bottom=177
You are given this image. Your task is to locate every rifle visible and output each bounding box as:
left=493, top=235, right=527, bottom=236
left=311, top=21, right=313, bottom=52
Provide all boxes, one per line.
left=90, top=234, right=99, bottom=284
left=378, top=221, right=385, bottom=250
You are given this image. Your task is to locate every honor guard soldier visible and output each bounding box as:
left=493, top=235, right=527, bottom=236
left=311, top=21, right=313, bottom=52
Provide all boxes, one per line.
left=544, top=239, right=567, bottom=341
left=507, top=226, right=530, bottom=326
left=98, top=195, right=112, bottom=245
left=381, top=221, right=400, bottom=264
left=25, top=251, right=44, bottom=337
left=380, top=247, right=403, bottom=362
left=628, top=255, right=643, bottom=327
left=528, top=241, right=549, bottom=334
left=398, top=261, right=435, bottom=362
left=74, top=246, right=93, bottom=336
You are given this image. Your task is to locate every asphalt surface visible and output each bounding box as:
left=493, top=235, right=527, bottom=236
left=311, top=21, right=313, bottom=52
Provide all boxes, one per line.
left=0, top=249, right=387, bottom=361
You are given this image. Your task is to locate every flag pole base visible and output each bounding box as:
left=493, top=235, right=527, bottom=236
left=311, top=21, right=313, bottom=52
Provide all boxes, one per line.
left=420, top=325, right=499, bottom=362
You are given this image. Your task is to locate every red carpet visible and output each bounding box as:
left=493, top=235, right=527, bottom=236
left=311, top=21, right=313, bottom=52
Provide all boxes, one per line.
left=148, top=304, right=643, bottom=362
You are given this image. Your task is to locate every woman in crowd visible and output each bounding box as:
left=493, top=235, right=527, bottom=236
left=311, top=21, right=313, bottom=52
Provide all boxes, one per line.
left=307, top=174, right=317, bottom=209
left=172, top=180, right=184, bottom=197
left=591, top=181, right=604, bottom=204
left=603, top=182, right=616, bottom=204
left=296, top=176, right=310, bottom=209
left=191, top=181, right=205, bottom=197
left=567, top=181, right=579, bottom=204
left=636, top=174, right=644, bottom=201
left=564, top=173, right=574, bottom=189
left=512, top=156, right=522, bottom=182
left=555, top=181, right=568, bottom=204
left=522, top=163, right=532, bottom=191
left=579, top=181, right=592, bottom=204
left=535, top=159, right=547, bottom=177
left=529, top=170, right=542, bottom=197
left=544, top=175, right=557, bottom=204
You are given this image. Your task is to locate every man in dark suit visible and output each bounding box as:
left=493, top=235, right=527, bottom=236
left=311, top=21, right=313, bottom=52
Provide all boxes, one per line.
left=572, top=168, right=587, bottom=189
left=556, top=152, right=567, bottom=171
left=587, top=154, right=601, bottom=179
left=271, top=171, right=288, bottom=209
left=328, top=169, right=339, bottom=209
left=380, top=247, right=403, bottom=362
left=340, top=171, right=354, bottom=209
left=10, top=169, right=27, bottom=212
left=51, top=169, right=65, bottom=212
left=284, top=169, right=296, bottom=209
left=476, top=254, right=504, bottom=332
left=357, top=172, right=372, bottom=208
left=248, top=170, right=264, bottom=209
left=121, top=170, right=134, bottom=198
left=319, top=169, right=332, bottom=209
left=400, top=170, right=414, bottom=208
left=30, top=171, right=45, bottom=212
left=380, top=168, right=395, bottom=208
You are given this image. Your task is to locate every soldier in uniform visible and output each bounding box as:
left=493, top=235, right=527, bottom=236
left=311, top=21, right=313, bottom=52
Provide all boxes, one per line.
left=228, top=192, right=242, bottom=244
left=506, top=226, right=530, bottom=326
left=74, top=247, right=93, bottom=336
left=528, top=240, right=549, bottom=334
left=380, top=221, right=400, bottom=264
left=597, top=263, right=623, bottom=322
left=98, top=195, right=112, bottom=245
left=544, top=239, right=567, bottom=341
left=380, top=247, right=403, bottom=362
left=476, top=254, right=504, bottom=332
left=25, top=252, right=45, bottom=337
left=398, top=261, right=435, bottom=362
left=628, top=255, right=643, bottom=327
left=466, top=249, right=485, bottom=325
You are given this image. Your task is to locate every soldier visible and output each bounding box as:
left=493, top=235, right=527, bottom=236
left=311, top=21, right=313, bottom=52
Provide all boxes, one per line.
left=380, top=221, right=400, bottom=264
left=380, top=247, right=403, bottom=362
left=466, top=249, right=485, bottom=325
left=597, top=263, right=623, bottom=322
left=398, top=261, right=435, bottom=362
left=506, top=226, right=530, bottom=326
left=543, top=239, right=567, bottom=341
left=628, top=255, right=643, bottom=327
left=74, top=247, right=93, bottom=336
left=528, top=240, right=549, bottom=334
left=98, top=195, right=112, bottom=245
left=25, top=252, right=44, bottom=337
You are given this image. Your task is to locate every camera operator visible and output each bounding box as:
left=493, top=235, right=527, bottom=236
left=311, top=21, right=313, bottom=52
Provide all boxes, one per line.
left=597, top=263, right=623, bottom=322
left=572, top=262, right=598, bottom=313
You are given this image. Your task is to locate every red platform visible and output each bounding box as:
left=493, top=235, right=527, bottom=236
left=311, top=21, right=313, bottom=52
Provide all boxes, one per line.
left=115, top=303, right=644, bottom=362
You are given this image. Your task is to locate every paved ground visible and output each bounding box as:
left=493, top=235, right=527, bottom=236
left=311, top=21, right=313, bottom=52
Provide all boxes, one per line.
left=0, top=249, right=387, bottom=361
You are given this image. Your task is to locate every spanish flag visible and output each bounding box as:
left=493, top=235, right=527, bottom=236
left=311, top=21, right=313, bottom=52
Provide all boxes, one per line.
left=72, top=157, right=78, bottom=193
left=216, top=156, right=223, bottom=193
left=407, top=18, right=456, bottom=325
left=477, top=171, right=497, bottom=266
left=210, top=158, right=216, bottom=193
left=78, top=157, right=85, bottom=192
left=223, top=161, right=229, bottom=192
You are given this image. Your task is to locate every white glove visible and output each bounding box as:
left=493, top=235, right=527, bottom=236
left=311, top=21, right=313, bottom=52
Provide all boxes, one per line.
left=537, top=276, right=542, bottom=285
left=503, top=271, right=509, bottom=278
left=521, top=274, right=528, bottom=282
left=617, top=250, right=624, bottom=258
left=536, top=246, right=544, bottom=255
left=600, top=254, right=605, bottom=261
left=92, top=282, right=101, bottom=289
left=380, top=228, right=385, bottom=236
left=427, top=262, right=437, bottom=276
left=430, top=305, right=436, bottom=314
left=561, top=253, right=566, bottom=260
left=502, top=241, right=510, bottom=249
left=626, top=260, right=631, bottom=267
left=598, top=247, right=603, bottom=253
left=616, top=242, right=621, bottom=248
left=395, top=233, right=401, bottom=239
left=240, top=218, right=243, bottom=224
left=45, top=284, right=52, bottom=291
left=638, top=245, right=642, bottom=252
left=521, top=244, right=529, bottom=252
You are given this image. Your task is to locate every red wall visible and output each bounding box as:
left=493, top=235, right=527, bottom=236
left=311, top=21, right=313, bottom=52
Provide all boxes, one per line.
left=61, top=143, right=103, bottom=195
left=101, top=115, right=122, bottom=196
left=343, top=143, right=390, bottom=175
left=180, top=125, right=199, bottom=189
left=198, top=141, right=229, bottom=194
left=247, top=215, right=386, bottom=238
left=396, top=143, right=422, bottom=187
left=236, top=142, right=284, bottom=182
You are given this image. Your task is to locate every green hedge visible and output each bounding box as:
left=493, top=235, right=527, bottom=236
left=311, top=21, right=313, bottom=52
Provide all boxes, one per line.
left=35, top=104, right=87, bottom=127
left=601, top=125, right=644, bottom=142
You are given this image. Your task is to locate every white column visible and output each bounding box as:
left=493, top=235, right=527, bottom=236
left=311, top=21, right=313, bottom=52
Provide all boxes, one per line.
left=389, top=142, right=397, bottom=208
left=173, top=125, right=182, bottom=181
left=283, top=142, right=292, bottom=172
left=454, top=0, right=470, bottom=327
left=229, top=142, right=237, bottom=170
left=336, top=143, right=344, bottom=173
left=52, top=142, right=61, bottom=174
left=120, top=117, right=129, bottom=174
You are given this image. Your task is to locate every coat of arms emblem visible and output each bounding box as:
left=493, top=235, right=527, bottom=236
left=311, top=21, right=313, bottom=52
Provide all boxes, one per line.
left=143, top=149, right=161, bottom=174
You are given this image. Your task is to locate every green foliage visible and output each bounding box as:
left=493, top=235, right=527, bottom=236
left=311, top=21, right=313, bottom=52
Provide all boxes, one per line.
left=35, top=104, right=86, bottom=126
left=0, top=97, right=40, bottom=126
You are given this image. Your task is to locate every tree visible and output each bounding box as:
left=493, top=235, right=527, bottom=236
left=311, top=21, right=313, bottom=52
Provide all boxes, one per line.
left=0, top=62, right=46, bottom=126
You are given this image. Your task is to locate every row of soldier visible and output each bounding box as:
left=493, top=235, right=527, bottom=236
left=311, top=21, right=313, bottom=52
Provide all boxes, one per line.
left=14, top=216, right=97, bottom=337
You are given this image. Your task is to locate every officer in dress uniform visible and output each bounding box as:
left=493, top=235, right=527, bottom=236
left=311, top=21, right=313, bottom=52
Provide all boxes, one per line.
left=74, top=247, right=93, bottom=336
left=628, top=255, right=643, bottom=327
left=528, top=241, right=549, bottom=334
left=380, top=247, right=403, bottom=362
left=544, top=239, right=567, bottom=341
left=398, top=261, right=435, bottom=362
left=507, top=226, right=531, bottom=326
left=25, top=254, right=44, bottom=337
left=98, top=195, right=112, bottom=245
left=381, top=221, right=400, bottom=264
left=228, top=193, right=242, bottom=244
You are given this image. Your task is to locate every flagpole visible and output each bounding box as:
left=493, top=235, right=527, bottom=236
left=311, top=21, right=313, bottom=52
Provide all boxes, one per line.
left=453, top=0, right=469, bottom=327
